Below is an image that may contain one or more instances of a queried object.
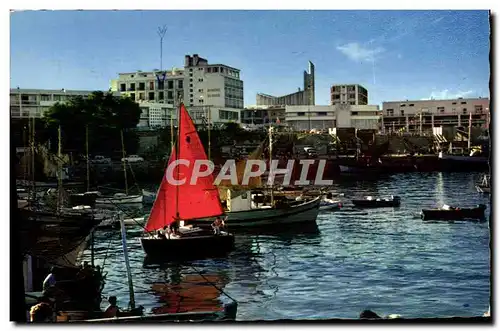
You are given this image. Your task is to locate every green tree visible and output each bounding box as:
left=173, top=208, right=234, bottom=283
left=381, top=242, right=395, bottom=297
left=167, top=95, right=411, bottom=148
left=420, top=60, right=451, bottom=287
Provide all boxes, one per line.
left=42, top=91, right=141, bottom=157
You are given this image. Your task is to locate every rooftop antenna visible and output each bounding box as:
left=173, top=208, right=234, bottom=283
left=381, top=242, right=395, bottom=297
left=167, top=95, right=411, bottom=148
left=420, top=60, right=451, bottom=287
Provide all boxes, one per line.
left=157, top=25, right=167, bottom=71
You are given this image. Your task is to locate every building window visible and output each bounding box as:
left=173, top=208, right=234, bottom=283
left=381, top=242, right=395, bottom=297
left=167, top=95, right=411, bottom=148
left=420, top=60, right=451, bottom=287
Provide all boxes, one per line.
left=189, top=78, right=193, bottom=82
left=474, top=105, right=483, bottom=112
left=461, top=101, right=467, bottom=105
left=351, top=111, right=359, bottom=116
left=463, top=108, right=468, bottom=114
left=120, top=84, right=126, bottom=92
left=349, top=94, right=355, bottom=99
left=198, top=78, right=204, bottom=82
left=213, top=67, right=219, bottom=73
left=178, top=80, right=183, bottom=89
left=386, top=109, right=394, bottom=116
left=190, top=99, right=193, bottom=103
left=130, top=93, right=135, bottom=100
left=159, top=92, right=164, bottom=100
left=167, top=91, right=173, bottom=99
left=158, top=81, right=165, bottom=90
left=317, top=112, right=327, bottom=116
left=198, top=67, right=204, bottom=71
left=40, top=94, right=50, bottom=101
left=189, top=84, right=193, bottom=88
left=148, top=92, right=155, bottom=101
left=130, top=83, right=136, bottom=91
left=149, top=81, right=155, bottom=90
left=168, top=80, right=174, bottom=89
left=350, top=101, right=355, bottom=105
left=139, top=93, right=144, bottom=101
left=199, top=98, right=204, bottom=103
left=297, top=112, right=305, bottom=116
left=401, top=110, right=405, bottom=116
left=452, top=102, right=457, bottom=105
left=400, top=104, right=406, bottom=107
left=198, top=89, right=203, bottom=92
left=139, top=82, right=145, bottom=91
left=207, top=68, right=212, bottom=73
left=190, top=89, right=193, bottom=92
left=189, top=73, right=193, bottom=77
left=409, top=104, right=415, bottom=107
left=437, top=106, right=445, bottom=113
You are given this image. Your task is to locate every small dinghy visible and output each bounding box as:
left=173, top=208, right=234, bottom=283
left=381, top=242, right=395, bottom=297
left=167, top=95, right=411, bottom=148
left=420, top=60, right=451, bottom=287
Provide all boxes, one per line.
left=140, top=103, right=235, bottom=261
left=420, top=204, right=487, bottom=221
left=352, top=195, right=401, bottom=208
left=319, top=193, right=342, bottom=211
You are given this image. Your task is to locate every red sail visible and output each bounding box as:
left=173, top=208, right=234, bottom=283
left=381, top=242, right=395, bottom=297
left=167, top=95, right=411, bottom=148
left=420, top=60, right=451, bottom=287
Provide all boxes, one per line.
left=144, top=104, right=224, bottom=232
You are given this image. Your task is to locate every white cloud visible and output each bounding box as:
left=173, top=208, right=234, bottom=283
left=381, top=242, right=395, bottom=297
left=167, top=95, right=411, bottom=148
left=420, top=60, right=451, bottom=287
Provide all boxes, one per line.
left=336, top=42, right=385, bottom=62
left=428, top=89, right=475, bottom=100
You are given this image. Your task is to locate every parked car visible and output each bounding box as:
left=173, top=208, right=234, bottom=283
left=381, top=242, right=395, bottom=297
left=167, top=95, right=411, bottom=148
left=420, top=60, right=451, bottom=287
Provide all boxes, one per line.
left=121, top=155, right=144, bottom=163
left=90, top=155, right=112, bottom=164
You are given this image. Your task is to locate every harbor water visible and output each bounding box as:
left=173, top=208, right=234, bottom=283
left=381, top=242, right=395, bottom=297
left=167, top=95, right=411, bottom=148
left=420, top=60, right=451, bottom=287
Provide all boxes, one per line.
left=80, top=172, right=491, bottom=320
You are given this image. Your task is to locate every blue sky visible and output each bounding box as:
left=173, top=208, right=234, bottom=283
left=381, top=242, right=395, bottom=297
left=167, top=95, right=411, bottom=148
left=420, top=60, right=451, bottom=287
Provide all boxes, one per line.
left=10, top=10, right=490, bottom=107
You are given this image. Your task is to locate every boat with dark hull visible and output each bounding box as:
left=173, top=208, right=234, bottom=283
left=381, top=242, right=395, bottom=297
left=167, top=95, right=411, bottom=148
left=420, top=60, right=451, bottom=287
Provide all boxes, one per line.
left=421, top=204, right=487, bottom=221
left=140, top=103, right=235, bottom=261
left=352, top=195, right=401, bottom=208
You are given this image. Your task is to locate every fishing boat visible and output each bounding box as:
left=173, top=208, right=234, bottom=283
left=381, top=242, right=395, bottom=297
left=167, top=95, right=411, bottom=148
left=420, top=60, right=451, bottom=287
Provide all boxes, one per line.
left=352, top=195, right=401, bottom=208
left=420, top=204, right=487, bottom=221
left=140, top=103, right=235, bottom=261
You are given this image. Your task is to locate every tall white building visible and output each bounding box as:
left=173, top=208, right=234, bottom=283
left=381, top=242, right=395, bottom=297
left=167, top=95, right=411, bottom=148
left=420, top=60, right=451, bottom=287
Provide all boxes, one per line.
left=111, top=54, right=244, bottom=126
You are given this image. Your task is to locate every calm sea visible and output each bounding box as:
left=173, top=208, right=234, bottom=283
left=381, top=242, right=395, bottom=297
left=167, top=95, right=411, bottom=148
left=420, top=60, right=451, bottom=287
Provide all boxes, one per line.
left=80, top=172, right=491, bottom=320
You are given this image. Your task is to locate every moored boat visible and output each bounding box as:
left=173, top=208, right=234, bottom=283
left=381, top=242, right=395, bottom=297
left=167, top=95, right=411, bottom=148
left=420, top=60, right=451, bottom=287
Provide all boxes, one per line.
left=140, top=103, right=235, bottom=261
left=95, top=193, right=143, bottom=205
left=475, top=174, right=491, bottom=194
left=142, top=189, right=156, bottom=205
left=420, top=204, right=487, bottom=221
left=352, top=195, right=401, bottom=208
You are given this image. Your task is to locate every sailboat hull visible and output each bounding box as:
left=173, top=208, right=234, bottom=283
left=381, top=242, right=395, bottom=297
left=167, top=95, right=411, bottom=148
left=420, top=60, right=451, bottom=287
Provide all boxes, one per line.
left=96, top=194, right=143, bottom=205
left=191, top=196, right=321, bottom=228
left=140, top=233, right=235, bottom=261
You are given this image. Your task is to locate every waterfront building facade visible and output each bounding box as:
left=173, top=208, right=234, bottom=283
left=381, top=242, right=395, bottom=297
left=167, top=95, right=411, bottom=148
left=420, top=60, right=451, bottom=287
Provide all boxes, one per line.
left=285, top=104, right=381, bottom=131
left=240, top=105, right=286, bottom=125
left=10, top=88, right=106, bottom=119
left=381, top=97, right=490, bottom=134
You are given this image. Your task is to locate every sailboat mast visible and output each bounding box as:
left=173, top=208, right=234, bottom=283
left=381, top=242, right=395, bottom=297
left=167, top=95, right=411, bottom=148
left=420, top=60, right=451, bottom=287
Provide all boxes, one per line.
left=57, top=125, right=62, bottom=211
left=208, top=106, right=211, bottom=161
left=31, top=116, right=35, bottom=198
left=175, top=104, right=181, bottom=220
left=86, top=125, right=90, bottom=192
left=269, top=126, right=274, bottom=206
left=121, top=129, right=129, bottom=196
left=119, top=213, right=135, bottom=309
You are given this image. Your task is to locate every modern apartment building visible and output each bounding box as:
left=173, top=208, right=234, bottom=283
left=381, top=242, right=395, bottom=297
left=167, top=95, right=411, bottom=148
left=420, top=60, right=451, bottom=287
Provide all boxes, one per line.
left=285, top=104, right=380, bottom=131
left=10, top=88, right=108, bottom=119
left=256, top=61, right=315, bottom=106
left=330, top=84, right=368, bottom=106
left=111, top=54, right=243, bottom=126
left=381, top=97, right=490, bottom=133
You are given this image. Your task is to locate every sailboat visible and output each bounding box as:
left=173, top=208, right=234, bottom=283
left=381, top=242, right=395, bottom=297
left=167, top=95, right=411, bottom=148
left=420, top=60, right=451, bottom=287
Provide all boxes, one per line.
left=190, top=126, right=321, bottom=230
left=95, top=129, right=143, bottom=205
left=140, top=103, right=235, bottom=260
